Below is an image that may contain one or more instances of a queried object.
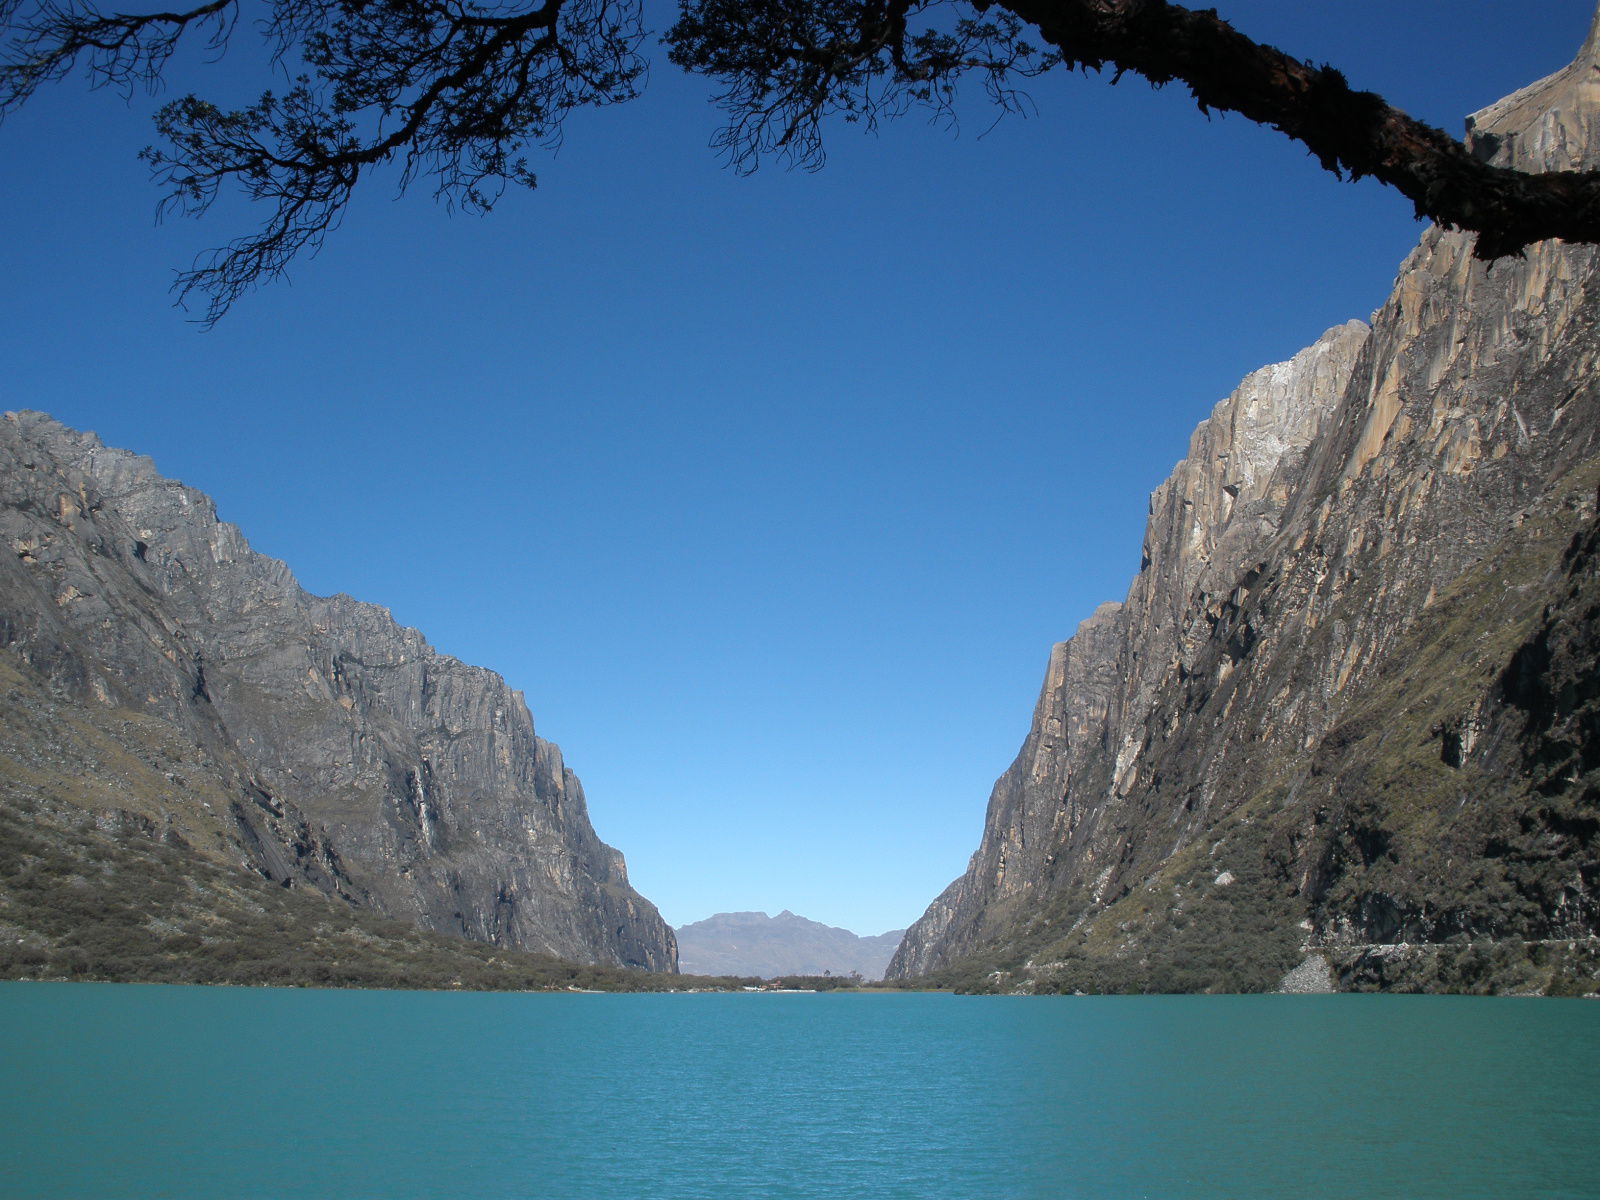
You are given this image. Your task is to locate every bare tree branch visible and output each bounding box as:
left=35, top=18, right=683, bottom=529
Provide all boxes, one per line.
left=0, top=0, right=236, bottom=113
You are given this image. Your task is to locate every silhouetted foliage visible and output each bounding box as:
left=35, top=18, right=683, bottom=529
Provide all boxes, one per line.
left=4, top=0, right=1600, bottom=322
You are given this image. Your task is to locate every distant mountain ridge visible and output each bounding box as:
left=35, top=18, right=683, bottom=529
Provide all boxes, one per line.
left=676, top=911, right=905, bottom=979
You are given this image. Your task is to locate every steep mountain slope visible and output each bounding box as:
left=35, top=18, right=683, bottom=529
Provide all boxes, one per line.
left=889, top=21, right=1600, bottom=994
left=0, top=412, right=675, bottom=972
left=675, top=910, right=904, bottom=979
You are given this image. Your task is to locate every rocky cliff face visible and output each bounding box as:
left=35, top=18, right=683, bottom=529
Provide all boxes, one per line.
left=890, top=21, right=1600, bottom=993
left=0, top=412, right=675, bottom=972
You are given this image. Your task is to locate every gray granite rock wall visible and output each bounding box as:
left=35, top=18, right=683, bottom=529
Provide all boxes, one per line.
left=890, top=25, right=1600, bottom=984
left=0, top=412, right=676, bottom=971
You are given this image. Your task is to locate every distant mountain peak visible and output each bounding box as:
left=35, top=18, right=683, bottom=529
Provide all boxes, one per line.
left=676, top=910, right=905, bottom=979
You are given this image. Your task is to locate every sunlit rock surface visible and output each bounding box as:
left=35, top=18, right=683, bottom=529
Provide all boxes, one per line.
left=890, top=25, right=1600, bottom=992
left=0, top=411, right=675, bottom=971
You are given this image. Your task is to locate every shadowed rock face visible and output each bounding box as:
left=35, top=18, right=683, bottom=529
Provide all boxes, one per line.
left=0, top=412, right=675, bottom=972
left=890, top=27, right=1600, bottom=991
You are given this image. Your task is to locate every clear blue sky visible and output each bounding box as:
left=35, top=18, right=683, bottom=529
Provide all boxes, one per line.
left=2, top=2, right=1593, bottom=937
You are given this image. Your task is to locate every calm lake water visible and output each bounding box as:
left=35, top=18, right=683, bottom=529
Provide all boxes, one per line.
left=1, top=984, right=1596, bottom=1199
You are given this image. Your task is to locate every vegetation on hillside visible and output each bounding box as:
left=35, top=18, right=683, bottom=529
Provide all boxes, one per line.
left=0, top=793, right=767, bottom=992
left=904, top=467, right=1600, bottom=996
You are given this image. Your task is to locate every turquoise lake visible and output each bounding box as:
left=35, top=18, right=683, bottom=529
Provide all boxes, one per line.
left=1, top=984, right=1596, bottom=1199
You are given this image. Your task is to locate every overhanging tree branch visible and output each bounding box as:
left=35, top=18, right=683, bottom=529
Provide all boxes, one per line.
left=3, top=0, right=646, bottom=323
left=4, top=0, right=1599, bottom=322
left=666, top=0, right=1061, bottom=172
left=994, top=0, right=1600, bottom=258
left=671, top=0, right=1600, bottom=257
left=0, top=0, right=236, bottom=111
